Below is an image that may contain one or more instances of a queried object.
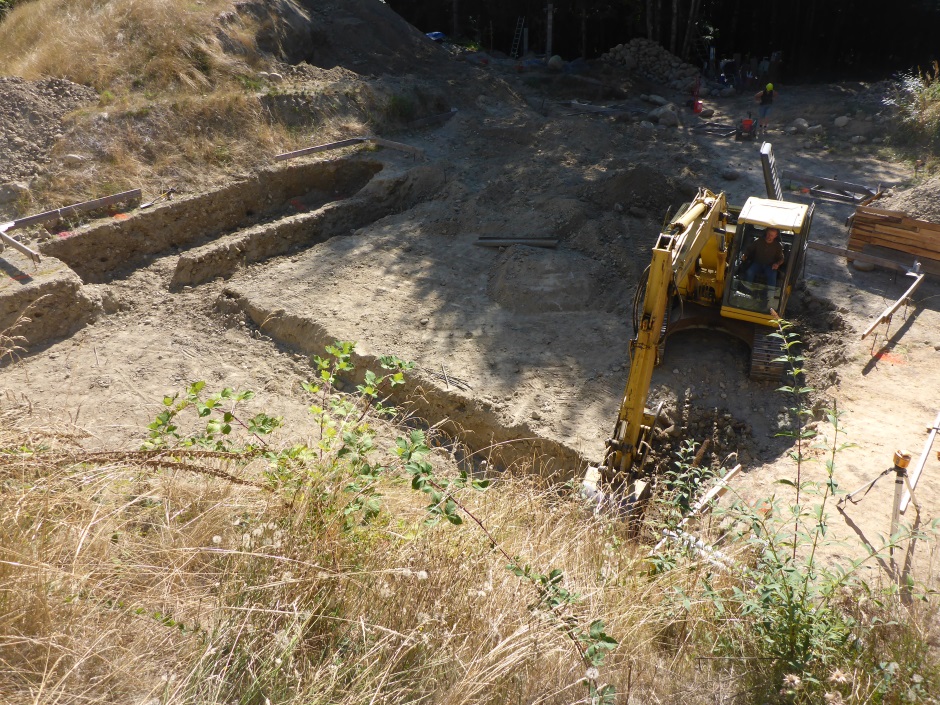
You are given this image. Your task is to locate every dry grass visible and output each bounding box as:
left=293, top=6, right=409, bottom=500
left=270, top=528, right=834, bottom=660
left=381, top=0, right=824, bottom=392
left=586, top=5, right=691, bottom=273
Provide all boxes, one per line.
left=0, top=385, right=938, bottom=704
left=0, top=0, right=249, bottom=92
left=0, top=405, right=724, bottom=705
left=0, top=0, right=402, bottom=208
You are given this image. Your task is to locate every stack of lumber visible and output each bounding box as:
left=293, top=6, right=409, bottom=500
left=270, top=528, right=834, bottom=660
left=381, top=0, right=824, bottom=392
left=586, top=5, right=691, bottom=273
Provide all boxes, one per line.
left=848, top=205, right=940, bottom=273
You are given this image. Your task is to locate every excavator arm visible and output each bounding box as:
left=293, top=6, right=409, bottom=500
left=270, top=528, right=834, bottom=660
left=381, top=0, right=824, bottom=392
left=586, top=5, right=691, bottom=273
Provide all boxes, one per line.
left=602, top=188, right=730, bottom=488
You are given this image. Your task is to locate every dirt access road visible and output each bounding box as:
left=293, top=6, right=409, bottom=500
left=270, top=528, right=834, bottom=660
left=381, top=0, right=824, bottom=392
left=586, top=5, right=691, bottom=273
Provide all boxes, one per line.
left=1, top=62, right=938, bottom=573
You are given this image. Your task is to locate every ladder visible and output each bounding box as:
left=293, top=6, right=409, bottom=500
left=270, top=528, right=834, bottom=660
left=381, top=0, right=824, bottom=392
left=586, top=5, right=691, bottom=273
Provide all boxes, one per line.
left=510, top=16, right=525, bottom=59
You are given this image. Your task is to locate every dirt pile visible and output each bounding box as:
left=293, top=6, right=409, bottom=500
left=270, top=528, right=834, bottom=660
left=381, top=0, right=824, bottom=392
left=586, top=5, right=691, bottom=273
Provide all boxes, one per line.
left=601, top=37, right=701, bottom=92
left=233, top=0, right=448, bottom=75
left=878, top=174, right=940, bottom=223
left=0, top=77, right=97, bottom=202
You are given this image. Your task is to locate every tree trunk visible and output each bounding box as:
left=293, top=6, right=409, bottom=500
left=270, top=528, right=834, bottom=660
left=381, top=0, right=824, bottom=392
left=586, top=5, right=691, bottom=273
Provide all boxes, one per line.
left=681, top=0, right=701, bottom=61
left=546, top=2, right=553, bottom=57
left=670, top=0, right=678, bottom=54
left=646, top=0, right=654, bottom=40
left=452, top=0, right=459, bottom=38
left=581, top=6, right=587, bottom=58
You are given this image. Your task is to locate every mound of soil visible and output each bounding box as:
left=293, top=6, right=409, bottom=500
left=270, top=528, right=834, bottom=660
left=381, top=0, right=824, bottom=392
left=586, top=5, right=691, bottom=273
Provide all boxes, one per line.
left=879, top=174, right=940, bottom=223
left=236, top=0, right=448, bottom=75
left=0, top=76, right=97, bottom=190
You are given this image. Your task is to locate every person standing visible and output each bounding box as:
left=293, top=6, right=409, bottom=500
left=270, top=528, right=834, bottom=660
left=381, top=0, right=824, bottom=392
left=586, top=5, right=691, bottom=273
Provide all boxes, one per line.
left=755, top=83, right=777, bottom=134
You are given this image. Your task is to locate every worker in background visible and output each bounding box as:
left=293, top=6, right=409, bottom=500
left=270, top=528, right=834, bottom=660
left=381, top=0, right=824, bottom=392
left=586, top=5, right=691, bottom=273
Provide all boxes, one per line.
left=742, top=227, right=785, bottom=296
left=755, top=82, right=777, bottom=133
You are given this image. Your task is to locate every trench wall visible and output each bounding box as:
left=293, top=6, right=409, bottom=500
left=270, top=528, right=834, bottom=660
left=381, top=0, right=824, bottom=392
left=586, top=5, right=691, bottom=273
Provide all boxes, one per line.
left=220, top=287, right=588, bottom=479
left=40, top=158, right=383, bottom=283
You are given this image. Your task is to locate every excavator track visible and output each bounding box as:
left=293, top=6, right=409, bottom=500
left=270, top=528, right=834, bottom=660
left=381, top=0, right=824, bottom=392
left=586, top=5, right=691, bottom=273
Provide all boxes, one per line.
left=749, top=331, right=787, bottom=381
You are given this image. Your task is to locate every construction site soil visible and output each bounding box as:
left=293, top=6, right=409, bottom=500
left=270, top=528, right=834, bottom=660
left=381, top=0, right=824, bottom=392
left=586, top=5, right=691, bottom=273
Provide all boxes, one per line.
left=1, top=3, right=939, bottom=569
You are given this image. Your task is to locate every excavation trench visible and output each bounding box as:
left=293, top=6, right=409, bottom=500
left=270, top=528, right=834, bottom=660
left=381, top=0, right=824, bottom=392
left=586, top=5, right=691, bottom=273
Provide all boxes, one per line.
left=39, top=156, right=407, bottom=284
left=219, top=287, right=590, bottom=479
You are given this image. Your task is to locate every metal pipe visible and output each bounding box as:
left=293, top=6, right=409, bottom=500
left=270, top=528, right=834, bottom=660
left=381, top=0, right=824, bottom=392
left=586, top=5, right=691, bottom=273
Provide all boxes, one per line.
left=861, top=272, right=925, bottom=340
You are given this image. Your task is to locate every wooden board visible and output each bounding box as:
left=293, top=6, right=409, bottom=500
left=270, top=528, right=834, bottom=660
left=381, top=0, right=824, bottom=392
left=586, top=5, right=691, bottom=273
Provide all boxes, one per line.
left=847, top=205, right=940, bottom=269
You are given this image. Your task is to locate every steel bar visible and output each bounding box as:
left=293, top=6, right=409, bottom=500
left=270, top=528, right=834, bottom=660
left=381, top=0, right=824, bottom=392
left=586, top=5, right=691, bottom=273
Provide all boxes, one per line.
left=900, top=411, right=940, bottom=514
left=274, top=137, right=424, bottom=162
left=274, top=138, right=368, bottom=161
left=474, top=238, right=558, bottom=248
left=7, top=189, right=141, bottom=231
left=861, top=272, right=925, bottom=339
left=782, top=170, right=875, bottom=198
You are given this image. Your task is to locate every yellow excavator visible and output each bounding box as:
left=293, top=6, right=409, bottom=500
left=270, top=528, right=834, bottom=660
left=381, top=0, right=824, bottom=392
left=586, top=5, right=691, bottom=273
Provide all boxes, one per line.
left=584, top=187, right=814, bottom=502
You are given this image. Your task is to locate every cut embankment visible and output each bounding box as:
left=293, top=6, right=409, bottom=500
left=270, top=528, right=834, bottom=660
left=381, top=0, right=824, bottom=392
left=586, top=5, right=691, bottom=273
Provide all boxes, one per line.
left=218, top=285, right=589, bottom=479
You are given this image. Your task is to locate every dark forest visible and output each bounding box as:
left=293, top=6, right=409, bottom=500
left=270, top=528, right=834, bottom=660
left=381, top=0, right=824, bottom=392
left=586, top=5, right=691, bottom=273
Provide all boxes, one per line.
left=386, top=0, right=940, bottom=81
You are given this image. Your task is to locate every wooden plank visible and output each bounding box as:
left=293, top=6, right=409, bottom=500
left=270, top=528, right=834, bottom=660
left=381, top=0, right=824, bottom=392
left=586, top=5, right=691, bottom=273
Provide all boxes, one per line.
left=0, top=223, right=42, bottom=263
left=474, top=239, right=558, bottom=249
left=368, top=137, right=425, bottom=157
left=8, top=189, right=142, bottom=231
left=807, top=241, right=912, bottom=272
left=866, top=238, right=940, bottom=257
left=862, top=230, right=940, bottom=250
left=863, top=234, right=940, bottom=252
left=274, top=138, right=368, bottom=161
left=861, top=273, right=925, bottom=339
left=857, top=205, right=907, bottom=219
left=901, top=411, right=940, bottom=514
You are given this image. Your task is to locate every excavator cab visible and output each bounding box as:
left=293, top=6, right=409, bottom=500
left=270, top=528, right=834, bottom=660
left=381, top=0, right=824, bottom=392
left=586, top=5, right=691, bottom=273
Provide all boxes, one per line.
left=721, top=198, right=813, bottom=327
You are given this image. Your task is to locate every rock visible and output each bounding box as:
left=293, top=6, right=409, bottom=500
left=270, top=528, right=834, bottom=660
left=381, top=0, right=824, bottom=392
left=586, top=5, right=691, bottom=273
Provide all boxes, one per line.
left=0, top=181, right=29, bottom=206
left=420, top=317, right=429, bottom=325
left=649, top=104, right=680, bottom=126
left=267, top=72, right=284, bottom=83
left=719, top=86, right=736, bottom=98
left=629, top=206, right=646, bottom=218
left=834, top=115, right=850, bottom=128
left=657, top=108, right=680, bottom=127
left=849, top=135, right=866, bottom=144
left=547, top=55, right=564, bottom=71
left=792, top=118, right=809, bottom=133
left=62, top=154, right=86, bottom=167
left=699, top=108, right=715, bottom=118
left=638, top=120, right=655, bottom=131
left=721, top=169, right=740, bottom=181
left=807, top=124, right=825, bottom=135
left=785, top=126, right=799, bottom=135
left=647, top=94, right=668, bottom=106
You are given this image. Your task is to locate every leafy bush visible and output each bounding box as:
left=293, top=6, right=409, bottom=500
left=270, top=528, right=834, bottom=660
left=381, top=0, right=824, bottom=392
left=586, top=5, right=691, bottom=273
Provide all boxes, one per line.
left=884, top=61, right=940, bottom=149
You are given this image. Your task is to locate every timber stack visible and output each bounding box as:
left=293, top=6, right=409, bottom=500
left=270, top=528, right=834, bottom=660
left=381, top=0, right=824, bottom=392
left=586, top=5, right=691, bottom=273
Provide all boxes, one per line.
left=848, top=205, right=940, bottom=273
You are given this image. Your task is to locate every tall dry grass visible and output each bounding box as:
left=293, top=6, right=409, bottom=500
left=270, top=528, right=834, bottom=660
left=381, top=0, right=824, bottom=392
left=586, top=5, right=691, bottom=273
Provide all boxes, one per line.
left=0, top=0, right=391, bottom=207
left=0, top=402, right=731, bottom=705
left=0, top=0, right=252, bottom=92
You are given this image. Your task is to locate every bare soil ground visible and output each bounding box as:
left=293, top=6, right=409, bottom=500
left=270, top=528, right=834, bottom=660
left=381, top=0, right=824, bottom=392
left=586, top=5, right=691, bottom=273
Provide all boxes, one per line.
left=1, top=39, right=939, bottom=573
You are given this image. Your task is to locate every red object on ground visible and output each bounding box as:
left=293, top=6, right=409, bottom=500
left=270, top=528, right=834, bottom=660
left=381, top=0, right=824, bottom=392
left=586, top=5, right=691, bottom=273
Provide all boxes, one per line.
left=693, top=100, right=703, bottom=114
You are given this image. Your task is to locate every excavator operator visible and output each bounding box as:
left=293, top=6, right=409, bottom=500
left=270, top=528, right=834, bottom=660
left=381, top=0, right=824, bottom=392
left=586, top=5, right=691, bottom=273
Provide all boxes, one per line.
left=741, top=227, right=785, bottom=295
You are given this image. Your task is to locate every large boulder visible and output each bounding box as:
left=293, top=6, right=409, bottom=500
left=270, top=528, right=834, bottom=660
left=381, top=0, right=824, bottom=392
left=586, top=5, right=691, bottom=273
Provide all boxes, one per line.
left=0, top=181, right=30, bottom=207
left=834, top=115, right=851, bottom=128
left=649, top=104, right=680, bottom=127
